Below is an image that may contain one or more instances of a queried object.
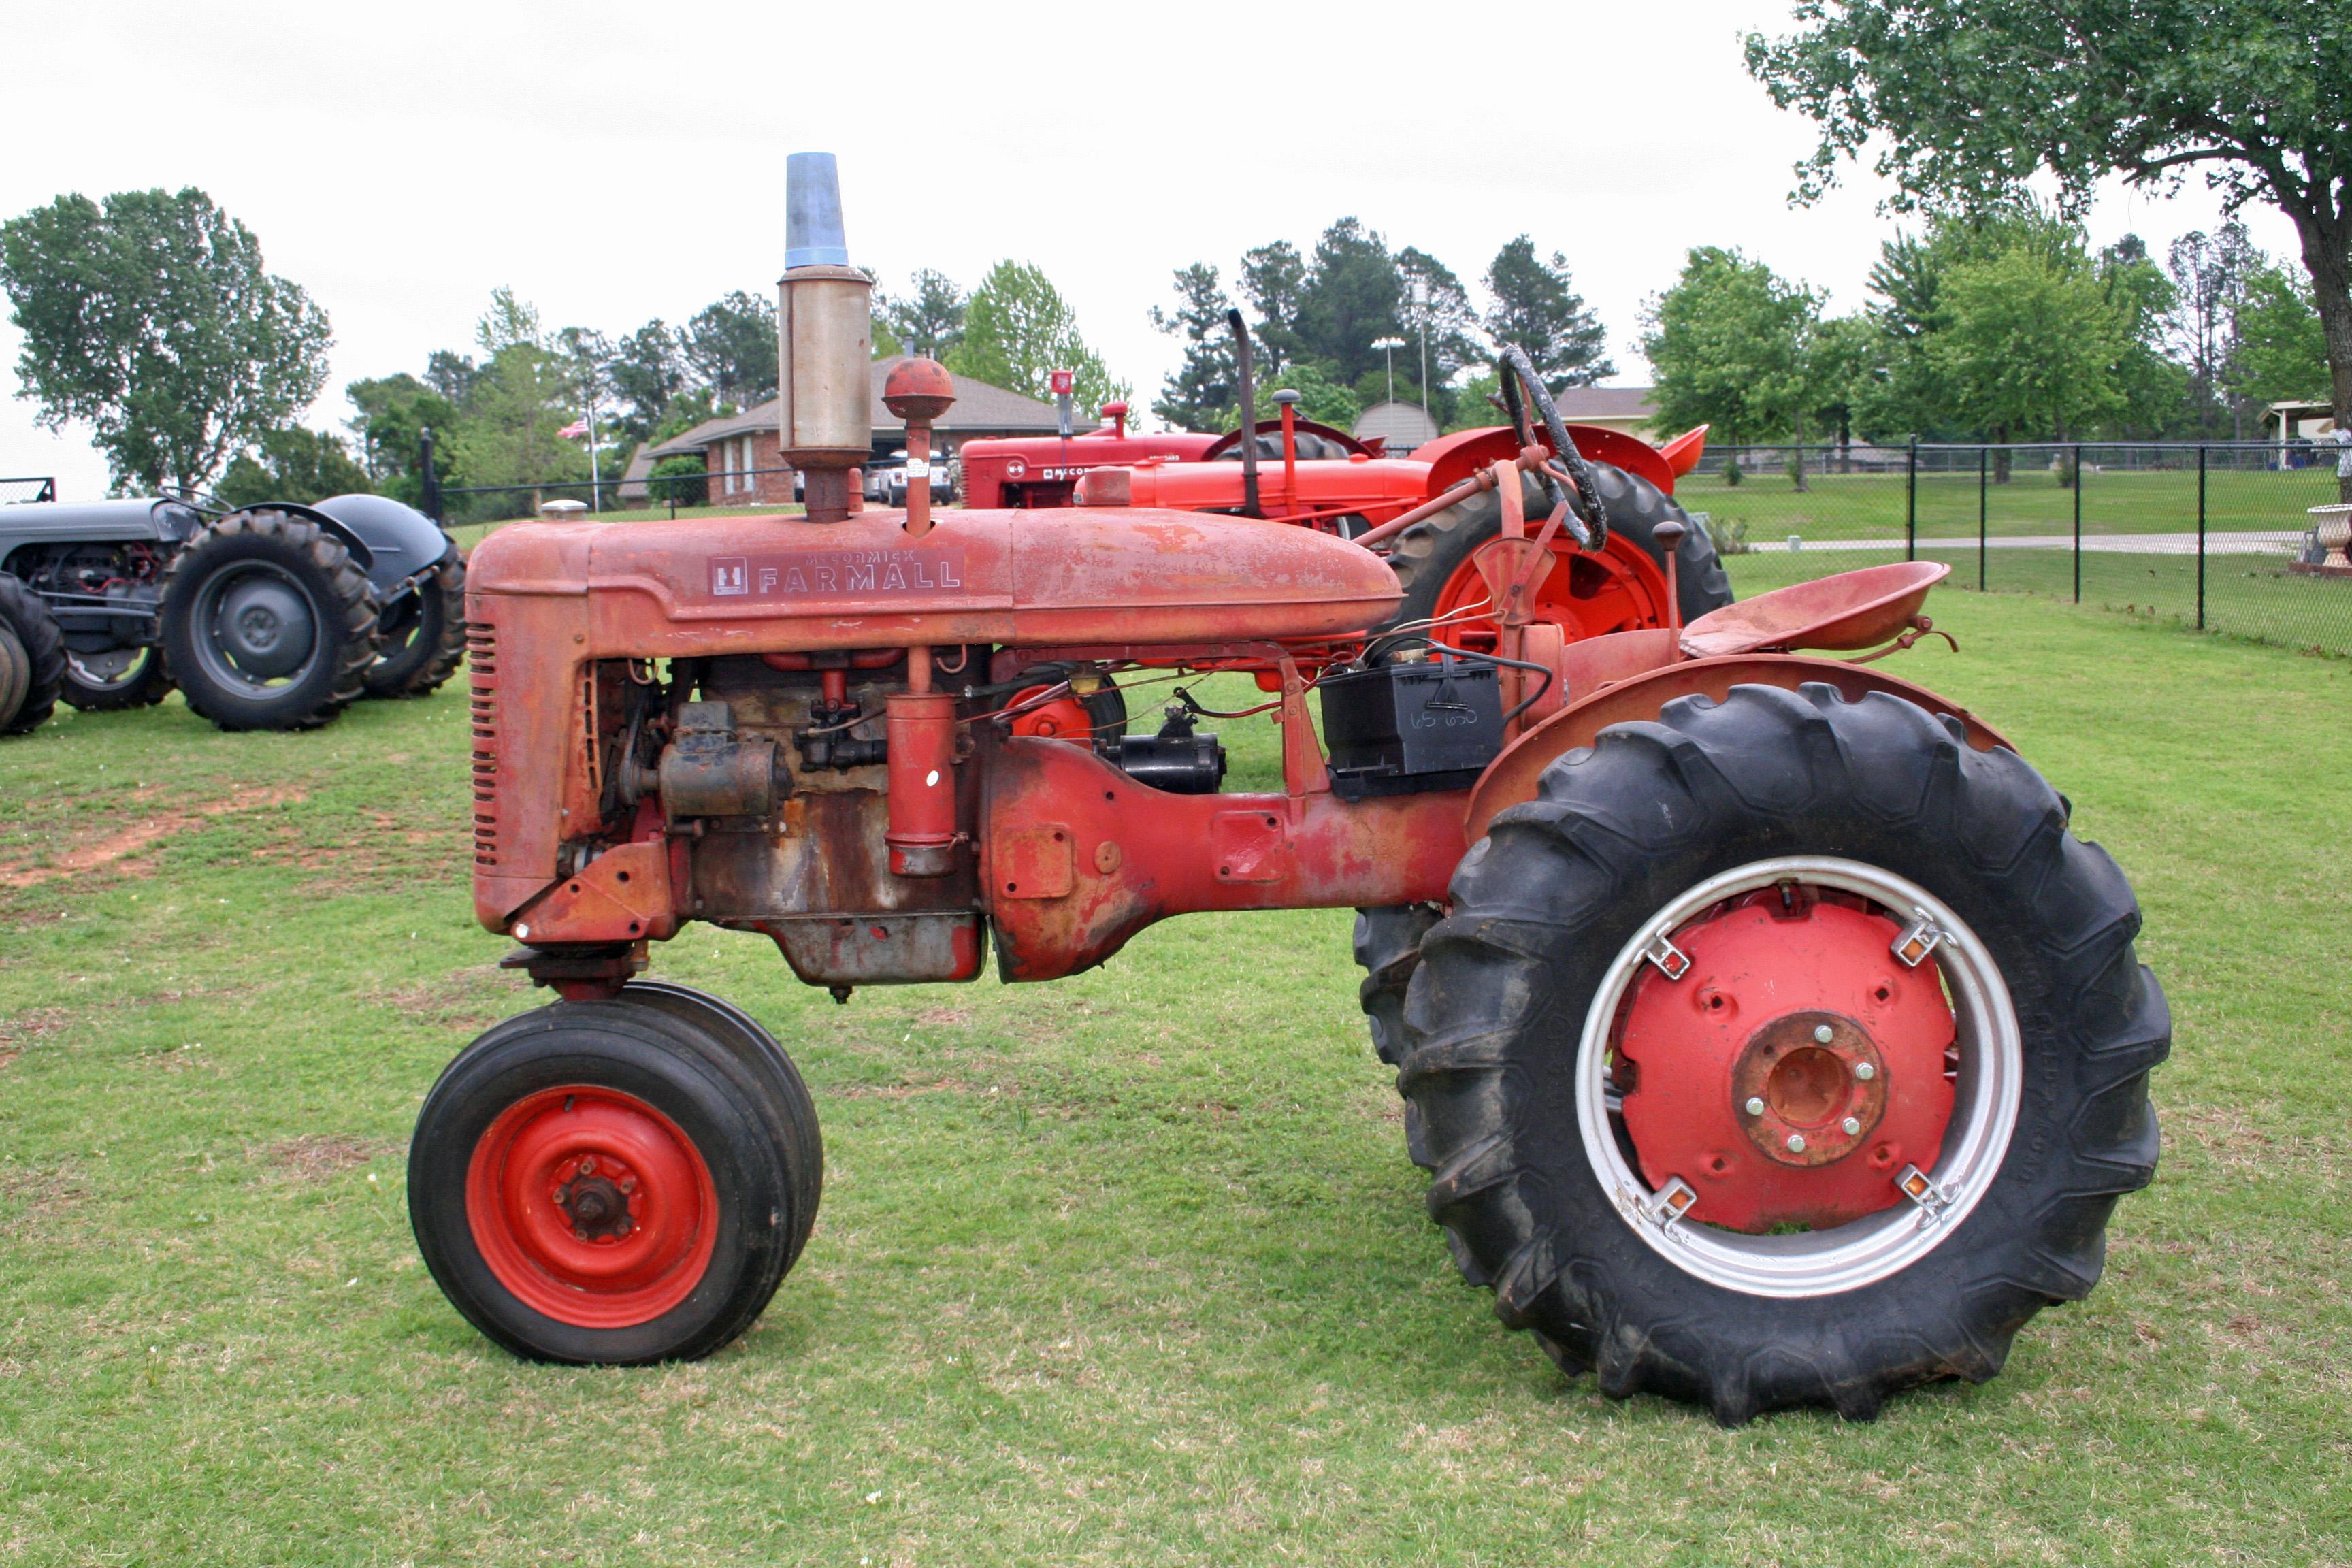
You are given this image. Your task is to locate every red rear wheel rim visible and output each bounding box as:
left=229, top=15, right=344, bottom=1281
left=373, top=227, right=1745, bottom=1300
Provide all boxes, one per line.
left=1428, top=532, right=1670, bottom=649
left=1614, top=886, right=1957, bottom=1233
left=465, top=1085, right=719, bottom=1328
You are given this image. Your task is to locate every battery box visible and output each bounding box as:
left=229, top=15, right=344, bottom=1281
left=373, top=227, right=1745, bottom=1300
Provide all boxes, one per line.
left=1318, top=655, right=1505, bottom=800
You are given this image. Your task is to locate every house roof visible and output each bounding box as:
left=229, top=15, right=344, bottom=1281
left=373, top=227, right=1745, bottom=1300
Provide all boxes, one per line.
left=647, top=357, right=1069, bottom=458
left=1551, top=385, right=1656, bottom=424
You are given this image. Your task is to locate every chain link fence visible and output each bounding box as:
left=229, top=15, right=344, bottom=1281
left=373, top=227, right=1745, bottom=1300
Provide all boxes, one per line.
left=1680, top=442, right=2352, bottom=657
left=0, top=476, right=57, bottom=506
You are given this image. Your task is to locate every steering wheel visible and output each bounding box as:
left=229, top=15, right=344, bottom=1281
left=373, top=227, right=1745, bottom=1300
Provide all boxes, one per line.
left=1497, top=343, right=1608, bottom=553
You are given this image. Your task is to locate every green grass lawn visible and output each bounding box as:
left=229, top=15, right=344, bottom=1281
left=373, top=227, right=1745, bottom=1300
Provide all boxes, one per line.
left=1, top=581, right=2347, bottom=1564
left=1679, top=463, right=2340, bottom=543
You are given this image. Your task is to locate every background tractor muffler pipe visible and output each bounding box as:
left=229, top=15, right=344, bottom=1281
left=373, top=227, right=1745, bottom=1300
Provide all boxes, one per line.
left=1226, top=309, right=1260, bottom=519
left=778, top=152, right=872, bottom=523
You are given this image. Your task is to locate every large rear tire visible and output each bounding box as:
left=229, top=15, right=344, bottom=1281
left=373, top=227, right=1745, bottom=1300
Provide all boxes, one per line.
left=1382, top=463, right=1731, bottom=641
left=0, top=573, right=65, bottom=736
left=1388, top=682, right=2167, bottom=1423
left=410, top=994, right=819, bottom=1365
left=159, top=509, right=380, bottom=731
left=365, top=549, right=467, bottom=699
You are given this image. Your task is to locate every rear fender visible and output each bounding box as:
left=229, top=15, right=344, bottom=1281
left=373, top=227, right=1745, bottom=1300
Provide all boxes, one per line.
left=306, top=493, right=460, bottom=595
left=257, top=502, right=376, bottom=576
left=1417, top=423, right=1679, bottom=498
left=1463, top=653, right=2010, bottom=843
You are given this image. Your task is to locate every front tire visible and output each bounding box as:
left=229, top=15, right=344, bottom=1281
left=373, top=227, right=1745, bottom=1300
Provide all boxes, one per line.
left=1392, top=682, right=2168, bottom=1422
left=159, top=508, right=379, bottom=732
left=60, top=644, right=174, bottom=712
left=409, top=995, right=819, bottom=1364
left=0, top=572, right=65, bottom=736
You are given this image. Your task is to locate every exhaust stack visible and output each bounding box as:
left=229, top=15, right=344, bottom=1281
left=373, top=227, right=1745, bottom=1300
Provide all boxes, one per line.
left=778, top=152, right=871, bottom=522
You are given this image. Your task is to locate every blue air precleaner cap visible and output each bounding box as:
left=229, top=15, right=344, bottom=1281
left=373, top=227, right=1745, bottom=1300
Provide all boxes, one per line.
left=784, top=151, right=849, bottom=269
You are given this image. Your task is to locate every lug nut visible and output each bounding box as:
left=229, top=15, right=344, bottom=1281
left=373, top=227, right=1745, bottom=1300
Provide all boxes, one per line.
left=1814, top=1024, right=1835, bottom=1043
left=1854, top=1062, right=1876, bottom=1081
left=1842, top=1116, right=1863, bottom=1135
left=1744, top=1096, right=1766, bottom=1116
left=1786, top=1133, right=1806, bottom=1153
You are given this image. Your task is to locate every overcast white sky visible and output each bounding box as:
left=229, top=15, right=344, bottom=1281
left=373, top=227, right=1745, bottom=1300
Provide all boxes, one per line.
left=2, top=0, right=2304, bottom=499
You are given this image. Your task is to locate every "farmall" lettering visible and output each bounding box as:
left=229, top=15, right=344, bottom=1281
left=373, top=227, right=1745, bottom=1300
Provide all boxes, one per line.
left=708, top=547, right=969, bottom=600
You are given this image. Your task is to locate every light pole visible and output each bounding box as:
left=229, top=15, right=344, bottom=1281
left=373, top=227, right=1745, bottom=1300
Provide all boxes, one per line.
left=1371, top=336, right=1405, bottom=406
left=1411, top=278, right=1431, bottom=417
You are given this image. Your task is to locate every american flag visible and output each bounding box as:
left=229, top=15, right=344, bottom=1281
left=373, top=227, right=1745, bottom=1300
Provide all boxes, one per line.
left=557, top=419, right=591, bottom=440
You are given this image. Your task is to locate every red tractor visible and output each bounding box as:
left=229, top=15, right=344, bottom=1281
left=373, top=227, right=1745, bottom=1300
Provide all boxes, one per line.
left=957, top=333, right=1730, bottom=668
left=408, top=154, right=2167, bottom=1424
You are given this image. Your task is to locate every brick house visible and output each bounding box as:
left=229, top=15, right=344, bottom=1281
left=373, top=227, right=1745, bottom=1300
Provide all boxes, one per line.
left=645, top=357, right=1073, bottom=504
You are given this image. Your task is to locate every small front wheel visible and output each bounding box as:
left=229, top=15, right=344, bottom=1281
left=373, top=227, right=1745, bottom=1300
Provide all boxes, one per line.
left=409, top=996, right=817, bottom=1364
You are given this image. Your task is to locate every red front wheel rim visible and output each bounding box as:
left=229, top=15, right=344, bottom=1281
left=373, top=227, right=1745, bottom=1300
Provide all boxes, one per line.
left=465, top=1085, right=719, bottom=1328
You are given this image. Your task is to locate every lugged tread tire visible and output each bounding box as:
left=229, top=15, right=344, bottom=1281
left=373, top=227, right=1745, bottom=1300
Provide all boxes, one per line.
left=1392, top=681, right=2168, bottom=1423
left=0, top=572, right=65, bottom=736
left=1380, top=461, right=1731, bottom=637
left=159, top=509, right=380, bottom=731
left=365, top=549, right=468, bottom=698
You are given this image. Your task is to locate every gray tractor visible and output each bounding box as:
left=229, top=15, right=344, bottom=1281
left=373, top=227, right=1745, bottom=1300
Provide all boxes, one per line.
left=0, top=493, right=465, bottom=734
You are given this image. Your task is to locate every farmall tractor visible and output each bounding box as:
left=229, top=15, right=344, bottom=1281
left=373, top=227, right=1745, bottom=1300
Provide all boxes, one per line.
left=408, top=154, right=2168, bottom=1424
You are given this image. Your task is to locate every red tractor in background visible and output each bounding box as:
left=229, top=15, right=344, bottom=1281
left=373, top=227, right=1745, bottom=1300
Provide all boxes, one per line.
left=958, top=323, right=1730, bottom=674
left=406, top=154, right=2168, bottom=1425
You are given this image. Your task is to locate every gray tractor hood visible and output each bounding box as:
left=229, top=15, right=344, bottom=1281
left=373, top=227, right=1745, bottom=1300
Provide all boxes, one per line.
left=0, top=493, right=449, bottom=601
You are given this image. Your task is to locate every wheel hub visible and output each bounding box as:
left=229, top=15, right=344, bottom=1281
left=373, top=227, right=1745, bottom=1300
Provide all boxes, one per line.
left=216, top=574, right=315, bottom=678
left=553, top=1160, right=636, bottom=1241
left=1733, top=1011, right=1886, bottom=1167
left=1616, top=892, right=1956, bottom=1233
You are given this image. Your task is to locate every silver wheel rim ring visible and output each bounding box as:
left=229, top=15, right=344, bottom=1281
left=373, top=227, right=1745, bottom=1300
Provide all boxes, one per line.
left=1575, top=854, right=2022, bottom=1298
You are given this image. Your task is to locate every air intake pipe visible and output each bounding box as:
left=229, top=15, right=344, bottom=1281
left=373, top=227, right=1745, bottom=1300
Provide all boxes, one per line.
left=778, top=152, right=872, bottom=522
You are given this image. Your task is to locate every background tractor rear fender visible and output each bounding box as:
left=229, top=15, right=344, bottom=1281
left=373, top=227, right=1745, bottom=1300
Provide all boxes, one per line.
left=259, top=502, right=375, bottom=574
left=1417, top=423, right=1680, bottom=499
left=1463, top=653, right=2011, bottom=843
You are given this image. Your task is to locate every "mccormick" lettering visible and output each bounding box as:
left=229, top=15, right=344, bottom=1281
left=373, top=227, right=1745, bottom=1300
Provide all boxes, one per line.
left=708, top=547, right=970, bottom=600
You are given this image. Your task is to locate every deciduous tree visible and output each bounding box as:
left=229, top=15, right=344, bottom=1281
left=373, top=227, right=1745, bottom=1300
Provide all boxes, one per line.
left=0, top=187, right=331, bottom=494
left=682, top=291, right=779, bottom=408
left=1746, top=1, right=2352, bottom=497
left=213, top=427, right=371, bottom=509
left=882, top=270, right=967, bottom=359
left=945, top=260, right=1128, bottom=416
left=1642, top=247, right=1827, bottom=486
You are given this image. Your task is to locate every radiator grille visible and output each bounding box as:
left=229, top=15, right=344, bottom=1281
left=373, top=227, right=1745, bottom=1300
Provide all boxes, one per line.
left=468, top=623, right=499, bottom=868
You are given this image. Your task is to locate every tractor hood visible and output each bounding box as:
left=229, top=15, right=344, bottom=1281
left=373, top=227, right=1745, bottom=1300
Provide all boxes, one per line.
left=468, top=504, right=1401, bottom=653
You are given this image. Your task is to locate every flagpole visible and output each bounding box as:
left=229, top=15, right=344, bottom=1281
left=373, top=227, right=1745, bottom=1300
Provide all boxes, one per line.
left=587, top=392, right=601, bottom=513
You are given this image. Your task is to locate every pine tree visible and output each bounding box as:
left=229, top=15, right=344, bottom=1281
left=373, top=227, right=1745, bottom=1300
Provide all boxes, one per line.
left=1484, top=237, right=1614, bottom=391
left=1149, top=263, right=1237, bottom=432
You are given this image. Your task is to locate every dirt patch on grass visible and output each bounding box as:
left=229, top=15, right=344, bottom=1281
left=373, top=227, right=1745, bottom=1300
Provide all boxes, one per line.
left=0, top=785, right=306, bottom=889
left=0, top=1164, right=84, bottom=1236
left=0, top=1005, right=71, bottom=1069
left=372, top=966, right=526, bottom=1029
left=259, top=1134, right=397, bottom=1179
